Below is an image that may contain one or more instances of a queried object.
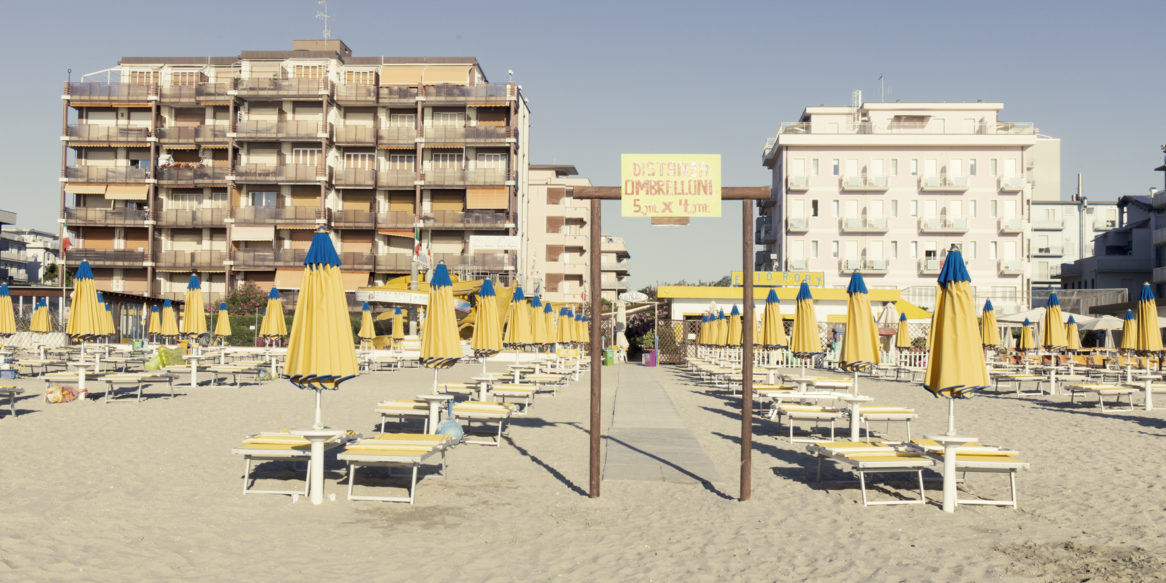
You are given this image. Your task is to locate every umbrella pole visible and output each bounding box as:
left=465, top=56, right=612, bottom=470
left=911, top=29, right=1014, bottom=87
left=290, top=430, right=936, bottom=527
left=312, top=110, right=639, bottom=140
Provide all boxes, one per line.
left=852, top=368, right=859, bottom=397
left=314, top=388, right=323, bottom=430
left=432, top=367, right=439, bottom=394
left=947, top=398, right=955, bottom=436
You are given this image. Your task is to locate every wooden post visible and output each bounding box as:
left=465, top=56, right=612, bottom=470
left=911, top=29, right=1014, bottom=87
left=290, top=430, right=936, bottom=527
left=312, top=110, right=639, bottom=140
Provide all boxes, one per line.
left=741, top=200, right=754, bottom=501
left=589, top=198, right=603, bottom=498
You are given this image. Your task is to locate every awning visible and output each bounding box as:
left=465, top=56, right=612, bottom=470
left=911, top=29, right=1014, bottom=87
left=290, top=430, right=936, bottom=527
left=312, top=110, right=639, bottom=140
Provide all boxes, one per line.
left=275, top=269, right=370, bottom=292
left=105, top=184, right=149, bottom=200
left=200, top=144, right=229, bottom=150
left=232, top=225, right=274, bottom=241
left=275, top=224, right=319, bottom=230
left=163, top=145, right=197, bottom=150
left=378, top=228, right=414, bottom=238
left=65, top=184, right=107, bottom=195
left=422, top=143, right=464, bottom=149
left=377, top=144, right=416, bottom=150
left=468, top=103, right=510, bottom=108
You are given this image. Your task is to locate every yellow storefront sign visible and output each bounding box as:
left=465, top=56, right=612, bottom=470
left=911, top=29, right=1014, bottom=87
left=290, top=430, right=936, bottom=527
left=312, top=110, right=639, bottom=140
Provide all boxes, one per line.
left=621, top=154, right=721, bottom=218
left=731, top=271, right=825, bottom=287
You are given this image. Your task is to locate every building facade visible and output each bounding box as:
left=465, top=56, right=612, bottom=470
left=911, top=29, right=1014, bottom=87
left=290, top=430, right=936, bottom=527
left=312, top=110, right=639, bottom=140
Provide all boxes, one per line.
left=1, top=228, right=59, bottom=284
left=600, top=235, right=631, bottom=302
left=521, top=165, right=591, bottom=305
left=758, top=101, right=1059, bottom=313
left=1060, top=195, right=1158, bottom=301
left=60, top=40, right=528, bottom=305
left=1030, top=197, right=1119, bottom=290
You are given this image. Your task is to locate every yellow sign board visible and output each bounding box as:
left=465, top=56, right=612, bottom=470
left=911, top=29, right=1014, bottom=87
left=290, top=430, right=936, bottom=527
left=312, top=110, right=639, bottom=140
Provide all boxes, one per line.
left=731, top=271, right=825, bottom=287
left=621, top=154, right=721, bottom=218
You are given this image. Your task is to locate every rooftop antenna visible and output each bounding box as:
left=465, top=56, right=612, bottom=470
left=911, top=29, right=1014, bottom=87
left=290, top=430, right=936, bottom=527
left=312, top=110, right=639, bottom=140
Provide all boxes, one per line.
left=315, top=0, right=332, bottom=40
left=879, top=74, right=885, bottom=102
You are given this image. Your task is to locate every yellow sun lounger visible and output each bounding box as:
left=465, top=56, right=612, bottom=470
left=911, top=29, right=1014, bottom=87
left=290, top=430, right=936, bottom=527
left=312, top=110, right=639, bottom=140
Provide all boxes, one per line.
left=338, top=434, right=454, bottom=504
left=806, top=441, right=932, bottom=507
left=907, top=439, right=1029, bottom=509
left=435, top=382, right=477, bottom=398
left=855, top=406, right=918, bottom=440
left=773, top=403, right=844, bottom=443
left=489, top=383, right=537, bottom=413
left=376, top=399, right=433, bottom=432
left=452, top=401, right=516, bottom=446
left=1068, top=384, right=1138, bottom=412
left=231, top=431, right=351, bottom=497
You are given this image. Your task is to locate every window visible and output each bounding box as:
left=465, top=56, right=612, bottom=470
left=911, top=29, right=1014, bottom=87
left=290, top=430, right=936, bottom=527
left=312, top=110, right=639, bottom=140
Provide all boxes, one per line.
left=910, top=241, right=917, bottom=258
left=831, top=241, right=839, bottom=258
left=810, top=200, right=819, bottom=217
left=811, top=241, right=819, bottom=258
left=990, top=242, right=998, bottom=259
left=292, top=148, right=320, bottom=167
left=389, top=113, right=416, bottom=127
left=792, top=158, right=806, bottom=177
left=172, top=71, right=202, bottom=86
left=387, top=154, right=415, bottom=170
left=969, top=159, right=977, bottom=176
left=476, top=152, right=507, bottom=169
left=345, top=152, right=374, bottom=170
left=811, top=159, right=820, bottom=177
left=345, top=70, right=376, bottom=85
left=250, top=191, right=277, bottom=207
left=991, top=200, right=998, bottom=217
left=968, top=241, right=976, bottom=258
left=910, top=159, right=918, bottom=176
left=910, top=200, right=918, bottom=217
left=832, top=159, right=840, bottom=176
left=167, top=191, right=201, bottom=210
left=831, top=200, right=839, bottom=218
left=969, top=200, right=977, bottom=217
left=891, top=200, right=898, bottom=217
left=294, top=65, right=325, bottom=80
left=890, top=159, right=899, bottom=176
left=209, top=190, right=228, bottom=207
left=990, top=158, right=998, bottom=176
left=432, top=152, right=463, bottom=169
left=846, top=159, right=858, bottom=177
left=128, top=70, right=159, bottom=85
left=891, top=241, right=898, bottom=258
left=432, top=111, right=463, bottom=127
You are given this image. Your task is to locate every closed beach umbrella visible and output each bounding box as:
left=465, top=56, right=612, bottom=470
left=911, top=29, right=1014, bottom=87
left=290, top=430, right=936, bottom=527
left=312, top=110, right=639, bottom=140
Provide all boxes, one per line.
left=503, top=285, right=532, bottom=346
left=260, top=287, right=287, bottom=340
left=841, top=272, right=879, bottom=371
left=148, top=305, right=161, bottom=336
left=1066, top=316, right=1082, bottom=351
left=530, top=295, right=549, bottom=345
left=214, top=302, right=232, bottom=337
left=715, top=310, right=728, bottom=346
left=103, top=302, right=116, bottom=337
left=284, top=230, right=359, bottom=426
left=574, top=312, right=585, bottom=345
left=1120, top=310, right=1137, bottom=352
left=420, top=262, right=461, bottom=368
left=544, top=302, right=556, bottom=345
left=181, top=274, right=207, bottom=338
left=392, top=306, right=405, bottom=346
left=582, top=315, right=590, bottom=344
left=357, top=302, right=375, bottom=343
left=1135, top=282, right=1162, bottom=353
left=980, top=300, right=1001, bottom=348
left=762, top=289, right=787, bottom=348
left=790, top=282, right=821, bottom=356
left=0, top=285, right=14, bottom=335
left=471, top=279, right=503, bottom=355
left=66, top=260, right=103, bottom=338
left=896, top=313, right=911, bottom=350
left=160, top=299, right=180, bottom=338
left=1018, top=319, right=1035, bottom=351
left=31, top=299, right=52, bottom=333
left=727, top=305, right=743, bottom=345
left=1040, top=292, right=1067, bottom=350
left=698, top=313, right=709, bottom=345
left=558, top=307, right=574, bottom=344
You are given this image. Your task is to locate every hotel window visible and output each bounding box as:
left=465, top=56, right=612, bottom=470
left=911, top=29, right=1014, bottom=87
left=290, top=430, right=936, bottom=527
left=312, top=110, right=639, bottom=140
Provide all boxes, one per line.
left=167, top=191, right=201, bottom=210
left=345, top=152, right=375, bottom=170
left=831, top=241, right=839, bottom=258
left=791, top=158, right=806, bottom=177
left=910, top=200, right=918, bottom=217
left=387, top=154, right=415, bottom=170
left=990, top=158, right=998, bottom=176
left=831, top=200, right=839, bottom=218
left=990, top=242, right=998, bottom=259
left=432, top=111, right=463, bottom=127
left=891, top=200, right=898, bottom=217
left=209, top=190, right=228, bottom=207
left=991, top=200, right=998, bottom=217
left=910, top=241, right=917, bottom=258
left=969, top=159, right=977, bottom=176
left=968, top=241, right=976, bottom=258
left=291, top=148, right=321, bottom=167
left=891, top=241, right=898, bottom=258
left=128, top=70, right=159, bottom=85
left=811, top=159, right=820, bottom=176
left=250, top=191, right=277, bottom=208
left=910, top=159, right=918, bottom=176
left=432, top=152, right=463, bottom=169
left=810, top=200, right=819, bottom=217
left=811, top=241, right=819, bottom=258
left=171, top=71, right=201, bottom=87
left=832, top=159, right=839, bottom=176
left=344, top=70, right=376, bottom=85
left=476, top=152, right=507, bottom=170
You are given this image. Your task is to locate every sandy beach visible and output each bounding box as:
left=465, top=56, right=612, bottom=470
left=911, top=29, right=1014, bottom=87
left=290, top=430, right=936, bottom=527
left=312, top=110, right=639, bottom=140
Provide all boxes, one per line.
left=1, top=356, right=1164, bottom=582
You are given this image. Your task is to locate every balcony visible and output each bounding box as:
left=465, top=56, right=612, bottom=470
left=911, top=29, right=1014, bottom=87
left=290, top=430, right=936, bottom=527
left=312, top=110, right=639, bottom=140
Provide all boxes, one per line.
left=234, top=206, right=325, bottom=225
left=1032, top=217, right=1064, bottom=230
left=1060, top=263, right=1082, bottom=277
left=919, top=217, right=969, bottom=234
left=423, top=169, right=466, bottom=185
left=156, top=165, right=229, bottom=185
left=334, top=125, right=376, bottom=145
left=999, top=176, right=1025, bottom=193
left=839, top=258, right=862, bottom=274
left=919, top=176, right=969, bottom=192
left=998, top=217, right=1024, bottom=234
left=998, top=260, right=1023, bottom=275
left=334, top=168, right=376, bottom=188
left=377, top=126, right=417, bottom=146
left=233, top=164, right=325, bottom=184
left=155, top=126, right=195, bottom=143
left=421, top=83, right=515, bottom=103
left=544, top=261, right=588, bottom=276
left=65, top=82, right=154, bottom=104
left=841, top=216, right=888, bottom=233
left=464, top=126, right=514, bottom=143
left=375, top=211, right=416, bottom=229
left=840, top=175, right=889, bottom=192
left=66, top=124, right=150, bottom=143
left=548, top=204, right=588, bottom=220
left=919, top=258, right=943, bottom=275
left=467, top=169, right=508, bottom=185
left=236, top=78, right=328, bottom=99
left=377, top=169, right=417, bottom=188
left=158, top=85, right=198, bottom=104
left=602, top=260, right=631, bottom=273
left=786, top=258, right=808, bottom=271
left=339, top=252, right=374, bottom=270
left=332, top=209, right=375, bottom=229
left=156, top=208, right=227, bottom=228
left=64, top=207, right=148, bottom=227
left=785, top=175, right=809, bottom=191
left=235, top=120, right=326, bottom=141
left=787, top=217, right=809, bottom=232
left=231, top=249, right=306, bottom=270
left=1095, top=217, right=1118, bottom=231
left=65, top=166, right=149, bottom=183
left=434, top=252, right=515, bottom=271
left=374, top=253, right=415, bottom=272
left=65, top=249, right=146, bottom=268
left=195, top=83, right=233, bottom=103
left=547, top=231, right=588, bottom=248
left=424, top=126, right=466, bottom=142
left=0, top=250, right=29, bottom=263
left=156, top=250, right=226, bottom=271
left=601, top=280, right=630, bottom=291
left=1033, top=245, right=1064, bottom=257
left=1096, top=255, right=1147, bottom=273
left=378, top=86, right=420, bottom=104
left=334, top=84, right=378, bottom=104
left=1154, top=266, right=1166, bottom=283
left=423, top=210, right=508, bottom=230
left=863, top=258, right=890, bottom=273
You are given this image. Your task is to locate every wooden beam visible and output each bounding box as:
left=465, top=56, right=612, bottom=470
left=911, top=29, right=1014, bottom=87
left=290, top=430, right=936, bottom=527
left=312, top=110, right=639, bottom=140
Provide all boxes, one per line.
left=588, top=198, right=602, bottom=498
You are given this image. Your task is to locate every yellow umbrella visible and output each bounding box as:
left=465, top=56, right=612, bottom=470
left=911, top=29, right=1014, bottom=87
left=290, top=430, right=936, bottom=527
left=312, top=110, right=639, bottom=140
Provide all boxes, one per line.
left=530, top=295, right=549, bottom=345
left=103, top=303, right=116, bottom=338
left=557, top=307, right=575, bottom=344
left=503, top=285, right=532, bottom=346
left=357, top=301, right=375, bottom=343
left=715, top=310, right=728, bottom=346
left=1065, top=316, right=1081, bottom=351
left=30, top=299, right=52, bottom=333
left=895, top=314, right=911, bottom=350
left=1120, top=310, right=1136, bottom=352
left=147, top=305, right=161, bottom=336
left=471, top=279, right=503, bottom=355
left=420, top=262, right=461, bottom=368
left=1135, top=282, right=1162, bottom=353
left=181, top=274, right=207, bottom=338
left=753, top=313, right=762, bottom=346
left=160, top=299, right=180, bottom=338
left=762, top=289, right=787, bottom=348
left=259, top=287, right=287, bottom=340
left=96, top=292, right=114, bottom=337
left=697, top=314, right=708, bottom=345
left=727, top=305, right=743, bottom=345
left=392, top=306, right=405, bottom=348
left=1040, top=292, right=1067, bottom=350
left=543, top=302, right=556, bottom=345
left=790, top=282, right=821, bottom=356
left=840, top=272, right=879, bottom=371
left=1018, top=319, right=1035, bottom=351
left=214, top=302, right=232, bottom=337
left=980, top=300, right=1001, bottom=348
left=582, top=315, right=590, bottom=346
left=0, top=285, right=14, bottom=335
left=66, top=261, right=103, bottom=338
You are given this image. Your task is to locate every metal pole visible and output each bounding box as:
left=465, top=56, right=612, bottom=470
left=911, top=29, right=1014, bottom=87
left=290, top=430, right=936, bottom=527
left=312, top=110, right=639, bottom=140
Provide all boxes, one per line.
left=588, top=198, right=602, bottom=498
left=741, top=200, right=754, bottom=501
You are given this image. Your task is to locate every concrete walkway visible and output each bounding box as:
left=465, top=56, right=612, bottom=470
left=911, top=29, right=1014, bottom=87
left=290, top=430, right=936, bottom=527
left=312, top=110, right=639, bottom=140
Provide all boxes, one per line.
left=603, top=364, right=720, bottom=484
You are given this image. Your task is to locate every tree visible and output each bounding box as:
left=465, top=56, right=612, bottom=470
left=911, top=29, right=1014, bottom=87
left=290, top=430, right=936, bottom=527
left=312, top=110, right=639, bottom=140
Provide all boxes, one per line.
left=226, top=282, right=266, bottom=317
left=42, top=263, right=71, bottom=286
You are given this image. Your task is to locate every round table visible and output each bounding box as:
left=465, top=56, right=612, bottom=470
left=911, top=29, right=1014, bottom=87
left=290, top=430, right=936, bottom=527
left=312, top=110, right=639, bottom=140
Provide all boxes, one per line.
left=416, top=394, right=455, bottom=434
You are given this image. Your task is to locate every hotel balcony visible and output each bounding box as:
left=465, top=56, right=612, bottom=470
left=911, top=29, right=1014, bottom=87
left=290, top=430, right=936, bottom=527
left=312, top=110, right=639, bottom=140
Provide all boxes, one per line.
left=839, top=258, right=862, bottom=274
left=234, top=206, right=325, bottom=225
left=234, top=120, right=327, bottom=141
left=435, top=252, right=515, bottom=271
left=421, top=83, right=515, bottom=103
left=340, top=252, right=375, bottom=270
left=464, top=126, right=514, bottom=144
left=467, top=169, right=508, bottom=185
left=377, top=126, right=418, bottom=146
left=334, top=84, right=378, bottom=105
left=601, top=280, right=630, bottom=292
left=334, top=125, right=376, bottom=146
left=547, top=232, right=588, bottom=247
left=64, top=207, right=148, bottom=227
left=999, top=260, right=1024, bottom=275
left=374, top=253, right=415, bottom=272
left=334, top=168, right=376, bottom=188
left=233, top=164, right=327, bottom=184
left=378, top=86, right=420, bottom=104
left=998, top=217, right=1024, bottom=234
left=421, top=169, right=466, bottom=185
left=156, top=166, right=230, bottom=186
left=785, top=175, right=809, bottom=192
left=786, top=258, right=808, bottom=271
left=194, top=83, right=233, bottom=103
left=156, top=208, right=227, bottom=228
left=862, top=258, right=890, bottom=273
left=64, top=166, right=149, bottom=183
left=422, top=210, right=508, bottom=230
left=158, top=85, right=198, bottom=105
left=919, top=176, right=969, bottom=193
left=548, top=204, right=588, bottom=221
left=158, top=124, right=230, bottom=145
left=375, top=211, right=417, bottom=229
left=601, top=260, right=631, bottom=274
left=332, top=209, right=375, bottom=229
left=236, top=78, right=329, bottom=99
left=840, top=216, right=888, bottom=233
left=840, top=175, right=889, bottom=192
left=545, top=261, right=588, bottom=276
left=919, top=217, right=968, bottom=234
left=156, top=250, right=226, bottom=271
left=998, top=176, right=1026, bottom=193
left=377, top=169, right=418, bottom=188
left=1032, top=217, right=1064, bottom=231
left=65, top=249, right=147, bottom=268
left=918, top=258, right=943, bottom=275
left=65, top=82, right=154, bottom=105
left=424, top=127, right=466, bottom=142
left=65, top=124, right=150, bottom=144
left=1033, top=245, right=1064, bottom=257
left=231, top=249, right=306, bottom=269
left=787, top=217, right=809, bottom=232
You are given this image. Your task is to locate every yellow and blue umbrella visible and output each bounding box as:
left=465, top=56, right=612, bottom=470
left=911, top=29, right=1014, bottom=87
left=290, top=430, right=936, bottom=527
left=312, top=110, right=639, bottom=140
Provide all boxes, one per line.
left=1135, top=282, right=1162, bottom=353
left=1066, top=315, right=1081, bottom=351
left=715, top=310, right=728, bottom=346
left=1018, top=318, right=1035, bottom=351
left=923, top=244, right=989, bottom=400
left=420, top=262, right=461, bottom=368
left=66, top=260, right=103, bottom=338
left=727, top=305, right=743, bottom=346
left=357, top=301, right=375, bottom=344
left=530, top=295, right=549, bottom=345
left=840, top=272, right=879, bottom=372
left=214, top=302, right=232, bottom=338
left=284, top=230, right=359, bottom=427
left=543, top=302, right=556, bottom=345
left=160, top=298, right=180, bottom=338
left=392, top=306, right=405, bottom=348
left=790, top=282, right=821, bottom=357
left=103, top=303, right=116, bottom=338
left=147, top=305, right=161, bottom=336
left=1040, top=292, right=1067, bottom=350
left=980, top=300, right=1001, bottom=348
left=558, top=307, right=575, bottom=344
left=697, top=313, right=708, bottom=346
left=181, top=274, right=207, bottom=338
left=895, top=313, right=911, bottom=350
left=260, top=287, right=287, bottom=341
left=30, top=299, right=52, bottom=333
left=762, top=289, right=787, bottom=348
left=581, top=315, right=590, bottom=345
left=503, top=285, right=532, bottom=346
left=0, top=285, right=14, bottom=335
left=96, top=292, right=115, bottom=337
left=1120, top=309, right=1137, bottom=352
left=471, top=279, right=503, bottom=355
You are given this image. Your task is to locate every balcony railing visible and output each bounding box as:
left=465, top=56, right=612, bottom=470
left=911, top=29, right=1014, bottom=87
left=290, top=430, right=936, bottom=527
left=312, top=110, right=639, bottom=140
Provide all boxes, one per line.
left=423, top=169, right=466, bottom=185
left=196, top=125, right=230, bottom=143
left=998, top=217, right=1024, bottom=234
left=776, top=120, right=1035, bottom=136
left=424, top=126, right=466, bottom=142
left=334, top=84, right=378, bottom=103
left=234, top=206, right=325, bottom=225
left=65, top=82, right=154, bottom=103
left=841, top=216, right=888, bottom=233
left=1033, top=245, right=1064, bottom=257
left=787, top=217, right=809, bottom=232
left=373, top=253, right=415, bottom=272
left=67, top=124, right=150, bottom=142
left=1032, top=217, right=1064, bottom=230
left=919, top=258, right=943, bottom=275
left=919, top=176, right=969, bottom=192
left=332, top=209, right=375, bottom=229
left=0, top=250, right=30, bottom=263
left=375, top=211, right=416, bottom=228
left=434, top=252, right=514, bottom=270
left=156, top=207, right=227, bottom=228
left=840, top=175, right=889, bottom=192
left=65, top=166, right=149, bottom=182
left=159, top=85, right=198, bottom=104
left=236, top=78, right=328, bottom=98
left=919, top=217, right=969, bottom=234
left=235, top=120, right=325, bottom=141
left=786, top=258, right=808, bottom=271
left=64, top=207, right=148, bottom=226
left=464, top=126, right=513, bottom=141
left=862, top=258, right=890, bottom=273
left=377, top=169, right=417, bottom=187
left=339, top=252, right=374, bottom=270
left=334, top=168, right=376, bottom=187
left=231, top=249, right=307, bottom=269
left=233, top=164, right=325, bottom=183
left=467, top=169, right=508, bottom=185
left=334, top=125, right=376, bottom=145
left=156, top=250, right=226, bottom=270
left=156, top=166, right=229, bottom=184
left=1096, top=255, right=1146, bottom=273
left=423, top=210, right=508, bottom=229
left=422, top=83, right=514, bottom=102
left=195, top=83, right=233, bottom=101
left=378, top=86, right=420, bottom=103
left=786, top=176, right=809, bottom=191
left=155, top=126, right=195, bottom=143
left=838, top=258, right=862, bottom=274
left=999, top=260, right=1023, bottom=275
left=65, top=249, right=146, bottom=267
left=999, top=176, right=1025, bottom=192
left=377, top=126, right=417, bottom=145
left=601, top=261, right=631, bottom=272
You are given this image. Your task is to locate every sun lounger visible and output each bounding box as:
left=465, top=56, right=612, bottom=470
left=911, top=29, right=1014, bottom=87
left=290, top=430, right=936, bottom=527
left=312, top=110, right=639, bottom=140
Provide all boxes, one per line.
left=525, top=373, right=566, bottom=395
left=907, top=439, right=1028, bottom=509
left=102, top=373, right=149, bottom=403
left=806, top=441, right=931, bottom=506
left=376, top=400, right=432, bottom=433
left=489, top=383, right=536, bottom=413
left=338, top=434, right=454, bottom=504
left=856, top=406, right=918, bottom=440
left=0, top=384, right=23, bottom=418
left=209, top=365, right=265, bottom=387
left=1068, top=384, right=1138, bottom=412
left=451, top=401, right=516, bottom=446
left=435, top=382, right=476, bottom=398
left=231, top=431, right=351, bottom=497
left=773, top=403, right=844, bottom=443
left=995, top=374, right=1045, bottom=396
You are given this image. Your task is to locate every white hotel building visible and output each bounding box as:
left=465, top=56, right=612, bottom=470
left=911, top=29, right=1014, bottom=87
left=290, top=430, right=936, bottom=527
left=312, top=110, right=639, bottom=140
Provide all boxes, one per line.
left=758, top=101, right=1060, bottom=313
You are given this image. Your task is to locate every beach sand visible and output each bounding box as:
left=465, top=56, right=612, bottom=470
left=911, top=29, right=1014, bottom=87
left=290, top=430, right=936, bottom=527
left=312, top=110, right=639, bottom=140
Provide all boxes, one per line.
left=0, top=358, right=1164, bottom=582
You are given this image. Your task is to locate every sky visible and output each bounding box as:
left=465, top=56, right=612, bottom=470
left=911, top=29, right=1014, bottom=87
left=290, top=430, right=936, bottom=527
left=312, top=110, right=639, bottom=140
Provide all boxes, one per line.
left=2, top=0, right=1163, bottom=290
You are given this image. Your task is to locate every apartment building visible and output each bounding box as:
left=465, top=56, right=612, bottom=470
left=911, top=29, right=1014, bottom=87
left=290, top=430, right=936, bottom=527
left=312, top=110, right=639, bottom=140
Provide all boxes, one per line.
left=0, top=209, right=18, bottom=283
left=758, top=101, right=1060, bottom=313
left=600, top=235, right=631, bottom=303
left=60, top=40, right=528, bottom=305
left=1, top=228, right=59, bottom=284
left=1061, top=195, right=1157, bottom=301
left=522, top=164, right=592, bottom=305
left=1030, top=198, right=1118, bottom=289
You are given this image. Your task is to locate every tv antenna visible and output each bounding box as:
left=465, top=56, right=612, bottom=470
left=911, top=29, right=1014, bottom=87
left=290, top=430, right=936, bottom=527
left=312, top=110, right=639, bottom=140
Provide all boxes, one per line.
left=315, top=0, right=332, bottom=40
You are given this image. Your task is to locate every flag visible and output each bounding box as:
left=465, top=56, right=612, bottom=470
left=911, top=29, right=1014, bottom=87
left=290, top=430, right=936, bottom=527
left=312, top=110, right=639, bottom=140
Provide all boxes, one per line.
left=62, top=237, right=72, bottom=255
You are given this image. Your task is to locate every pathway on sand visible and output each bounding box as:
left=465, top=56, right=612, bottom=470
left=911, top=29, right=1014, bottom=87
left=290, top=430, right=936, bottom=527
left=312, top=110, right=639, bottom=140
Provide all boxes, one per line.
left=602, top=364, right=720, bottom=484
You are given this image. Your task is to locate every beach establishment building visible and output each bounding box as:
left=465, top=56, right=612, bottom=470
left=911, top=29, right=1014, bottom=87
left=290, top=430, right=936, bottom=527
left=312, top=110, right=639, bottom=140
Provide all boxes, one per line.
left=600, top=235, right=631, bottom=303
left=59, top=39, right=529, bottom=307
left=758, top=99, right=1060, bottom=314
left=522, top=164, right=593, bottom=305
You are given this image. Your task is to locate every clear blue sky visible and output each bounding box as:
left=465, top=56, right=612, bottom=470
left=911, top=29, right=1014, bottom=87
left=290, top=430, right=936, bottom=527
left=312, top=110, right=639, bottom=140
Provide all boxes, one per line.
left=2, top=0, right=1163, bottom=289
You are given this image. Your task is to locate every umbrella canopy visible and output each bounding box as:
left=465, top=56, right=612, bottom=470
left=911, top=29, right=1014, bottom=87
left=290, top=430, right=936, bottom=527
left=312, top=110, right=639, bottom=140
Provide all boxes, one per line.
left=1040, top=293, right=1067, bottom=350
left=1066, top=316, right=1082, bottom=351
left=530, top=296, right=549, bottom=345
left=503, top=286, right=532, bottom=345
left=357, top=301, right=375, bottom=341
left=420, top=263, right=461, bottom=367
left=30, top=299, right=52, bottom=333
left=214, top=302, right=232, bottom=337
left=790, top=282, right=822, bottom=356
left=160, top=299, right=180, bottom=338
left=103, top=303, right=116, bottom=337
left=697, top=314, right=708, bottom=345
left=727, top=305, right=743, bottom=346
left=1018, top=319, right=1035, bottom=351
left=557, top=307, right=574, bottom=344
left=1120, top=310, right=1137, bottom=352
left=260, top=287, right=287, bottom=338
left=761, top=289, right=787, bottom=347
left=543, top=302, right=556, bottom=344
left=65, top=261, right=103, bottom=338
left=181, top=274, right=207, bottom=337
left=1080, top=315, right=1123, bottom=331
left=923, top=246, right=988, bottom=398
left=392, top=306, right=405, bottom=342
left=1135, top=283, right=1163, bottom=353
left=147, top=305, right=161, bottom=335
left=980, top=300, right=1001, bottom=348
left=284, top=231, right=359, bottom=390
left=0, top=285, right=14, bottom=335
left=714, top=310, right=728, bottom=346
left=471, top=279, right=503, bottom=353
left=840, top=272, right=879, bottom=370
left=895, top=313, right=911, bottom=349
left=575, top=313, right=586, bottom=344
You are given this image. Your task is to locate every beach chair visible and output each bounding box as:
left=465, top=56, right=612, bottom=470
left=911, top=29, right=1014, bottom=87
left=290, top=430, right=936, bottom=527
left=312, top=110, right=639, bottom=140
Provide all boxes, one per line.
left=489, top=383, right=536, bottom=413
left=806, top=441, right=931, bottom=507
left=376, top=400, right=432, bottom=433
left=0, top=384, right=23, bottom=418
left=231, top=431, right=351, bottom=497
left=451, top=401, right=516, bottom=446
left=772, top=403, right=844, bottom=443
left=907, top=439, right=1029, bottom=509
left=435, top=382, right=476, bottom=399
left=102, top=373, right=148, bottom=403
left=856, top=406, right=918, bottom=440
left=338, top=434, right=454, bottom=504
left=1067, top=384, right=1138, bottom=412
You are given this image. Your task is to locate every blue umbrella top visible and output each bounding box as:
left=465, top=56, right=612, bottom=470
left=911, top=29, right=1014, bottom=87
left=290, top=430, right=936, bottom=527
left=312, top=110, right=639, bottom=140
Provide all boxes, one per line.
left=430, top=263, right=452, bottom=289
left=984, top=299, right=994, bottom=312
left=38, top=299, right=47, bottom=308
left=219, top=302, right=228, bottom=311
left=268, top=287, right=281, bottom=299
left=531, top=295, right=542, bottom=309
left=1124, top=310, right=1135, bottom=320
left=105, top=303, right=112, bottom=312
left=730, top=305, right=740, bottom=316
left=188, top=274, right=201, bottom=290
left=1023, top=318, right=1031, bottom=326
left=937, top=245, right=971, bottom=287
left=163, top=299, right=172, bottom=308
left=0, top=284, right=8, bottom=297
left=544, top=302, right=553, bottom=314
left=512, top=285, right=525, bottom=302
left=846, top=272, right=869, bottom=294
left=152, top=305, right=159, bottom=313
left=701, top=314, right=709, bottom=323
left=395, top=306, right=402, bottom=315
left=96, top=292, right=104, bottom=303
left=1067, top=315, right=1076, bottom=325
left=796, top=281, right=813, bottom=301
left=1138, top=282, right=1155, bottom=302
left=75, top=261, right=94, bottom=280
left=479, top=278, right=496, bottom=297
left=1046, top=292, right=1060, bottom=306
left=766, top=288, right=779, bottom=304
left=303, top=230, right=341, bottom=267
left=361, top=302, right=371, bottom=311
left=561, top=306, right=573, bottom=317
left=899, top=313, right=907, bottom=321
